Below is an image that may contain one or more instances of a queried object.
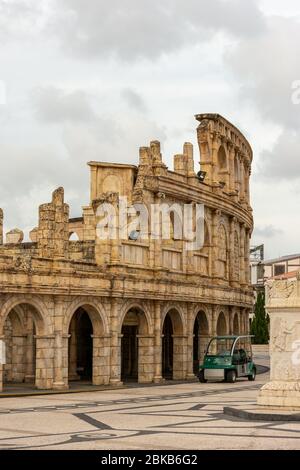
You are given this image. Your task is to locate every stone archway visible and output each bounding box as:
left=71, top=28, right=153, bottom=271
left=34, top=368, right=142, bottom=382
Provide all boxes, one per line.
left=162, top=308, right=185, bottom=380
left=0, top=300, right=48, bottom=391
left=121, top=307, right=152, bottom=383
left=66, top=303, right=109, bottom=387
left=68, top=308, right=93, bottom=382
left=193, top=310, right=209, bottom=374
left=217, top=311, right=227, bottom=335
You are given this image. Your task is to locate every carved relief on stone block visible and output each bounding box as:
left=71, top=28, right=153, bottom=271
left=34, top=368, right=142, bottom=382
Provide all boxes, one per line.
left=267, top=280, right=297, bottom=299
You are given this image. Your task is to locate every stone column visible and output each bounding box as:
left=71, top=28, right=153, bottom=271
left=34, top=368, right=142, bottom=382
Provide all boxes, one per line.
left=109, top=299, right=122, bottom=386
left=25, top=315, right=35, bottom=384
left=228, top=143, right=235, bottom=193
left=211, top=133, right=219, bottom=184
left=258, top=279, right=300, bottom=408
left=239, top=224, right=246, bottom=287
left=137, top=335, right=155, bottom=383
left=92, top=335, right=111, bottom=385
left=211, top=210, right=221, bottom=279
left=35, top=335, right=55, bottom=390
left=53, top=332, right=68, bottom=390
left=229, top=217, right=238, bottom=287
left=244, top=228, right=250, bottom=286
left=68, top=319, right=79, bottom=381
left=186, top=304, right=195, bottom=379
left=153, top=302, right=163, bottom=383
left=173, top=335, right=188, bottom=380
left=11, top=334, right=26, bottom=383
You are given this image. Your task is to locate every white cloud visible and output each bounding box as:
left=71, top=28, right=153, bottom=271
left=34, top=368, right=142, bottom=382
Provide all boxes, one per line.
left=52, top=0, right=265, bottom=61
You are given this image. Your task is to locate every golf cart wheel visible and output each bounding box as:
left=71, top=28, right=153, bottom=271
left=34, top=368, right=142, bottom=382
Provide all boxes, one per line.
left=248, top=368, right=256, bottom=381
left=199, top=370, right=207, bottom=383
left=226, top=370, right=237, bottom=383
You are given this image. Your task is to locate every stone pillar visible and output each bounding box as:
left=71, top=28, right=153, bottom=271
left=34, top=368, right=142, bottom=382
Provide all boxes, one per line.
left=239, top=224, right=246, bottom=286
left=92, top=335, right=111, bottom=385
left=228, top=306, right=234, bottom=335
left=35, top=335, right=55, bottom=390
left=68, top=319, right=79, bottom=381
left=186, top=304, right=195, bottom=379
left=228, top=143, right=235, bottom=193
left=11, top=335, right=26, bottom=383
left=53, top=332, right=68, bottom=390
left=25, top=314, right=35, bottom=383
left=153, top=302, right=163, bottom=383
left=211, top=210, right=220, bottom=278
left=109, top=299, right=122, bottom=386
left=258, top=279, right=300, bottom=408
left=173, top=335, right=187, bottom=380
left=244, top=228, right=250, bottom=285
left=210, top=133, right=219, bottom=185
left=137, top=335, right=155, bottom=383
left=229, top=217, right=239, bottom=287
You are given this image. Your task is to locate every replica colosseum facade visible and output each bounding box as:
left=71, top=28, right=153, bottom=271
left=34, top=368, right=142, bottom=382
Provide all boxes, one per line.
left=0, top=113, right=253, bottom=391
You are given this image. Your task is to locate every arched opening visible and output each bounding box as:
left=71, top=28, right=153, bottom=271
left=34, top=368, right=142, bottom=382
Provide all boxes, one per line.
left=162, top=313, right=173, bottom=379
left=193, top=311, right=209, bottom=374
left=121, top=307, right=150, bottom=383
left=67, top=303, right=108, bottom=387
left=217, top=311, right=227, bottom=335
left=218, top=146, right=227, bottom=170
left=2, top=303, right=44, bottom=390
left=69, top=232, right=79, bottom=241
left=233, top=313, right=239, bottom=335
left=68, top=308, right=93, bottom=383
left=68, top=309, right=93, bottom=382
left=162, top=309, right=184, bottom=380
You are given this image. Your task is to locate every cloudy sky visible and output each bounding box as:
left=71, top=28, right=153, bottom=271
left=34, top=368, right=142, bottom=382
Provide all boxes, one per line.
left=0, top=0, right=300, bottom=259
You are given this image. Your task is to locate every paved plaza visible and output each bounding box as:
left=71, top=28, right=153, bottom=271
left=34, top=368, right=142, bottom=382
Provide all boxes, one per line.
left=0, top=354, right=299, bottom=450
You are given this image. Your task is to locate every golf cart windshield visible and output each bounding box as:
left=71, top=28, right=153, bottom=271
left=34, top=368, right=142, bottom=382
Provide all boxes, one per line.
left=206, top=337, right=235, bottom=357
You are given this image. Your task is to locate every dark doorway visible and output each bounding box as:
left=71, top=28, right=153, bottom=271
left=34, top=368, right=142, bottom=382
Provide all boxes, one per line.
left=193, top=317, right=199, bottom=375
left=162, top=313, right=173, bottom=379
left=69, top=309, right=93, bottom=382
left=121, top=325, right=138, bottom=381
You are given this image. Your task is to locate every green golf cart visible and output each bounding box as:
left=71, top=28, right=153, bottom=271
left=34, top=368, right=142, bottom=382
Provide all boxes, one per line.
left=198, top=335, right=256, bottom=383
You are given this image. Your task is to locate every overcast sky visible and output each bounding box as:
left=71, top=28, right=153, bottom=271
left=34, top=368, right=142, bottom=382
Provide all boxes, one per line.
left=0, top=0, right=300, bottom=259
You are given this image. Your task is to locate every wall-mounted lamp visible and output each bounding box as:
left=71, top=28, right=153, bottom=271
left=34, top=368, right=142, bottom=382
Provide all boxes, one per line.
left=197, top=171, right=207, bottom=183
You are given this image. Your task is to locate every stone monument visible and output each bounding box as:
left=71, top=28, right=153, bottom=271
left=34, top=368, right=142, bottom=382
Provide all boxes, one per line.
left=258, top=277, right=300, bottom=408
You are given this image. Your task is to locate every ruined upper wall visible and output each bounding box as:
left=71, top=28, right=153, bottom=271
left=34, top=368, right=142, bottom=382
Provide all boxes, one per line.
left=88, top=162, right=137, bottom=202
left=195, top=113, right=252, bottom=204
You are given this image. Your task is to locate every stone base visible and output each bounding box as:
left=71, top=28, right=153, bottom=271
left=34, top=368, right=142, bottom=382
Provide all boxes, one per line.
left=224, top=406, right=300, bottom=421
left=109, top=379, right=123, bottom=387
left=153, top=376, right=164, bottom=384
left=53, top=381, right=69, bottom=391
left=257, top=380, right=300, bottom=409
left=24, top=375, right=35, bottom=384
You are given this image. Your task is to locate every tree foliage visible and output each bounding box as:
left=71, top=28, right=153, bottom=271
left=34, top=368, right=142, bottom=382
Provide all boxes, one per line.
left=250, top=291, right=269, bottom=344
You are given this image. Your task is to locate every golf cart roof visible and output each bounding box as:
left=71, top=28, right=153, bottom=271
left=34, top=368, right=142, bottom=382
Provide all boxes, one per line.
left=211, top=335, right=254, bottom=340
